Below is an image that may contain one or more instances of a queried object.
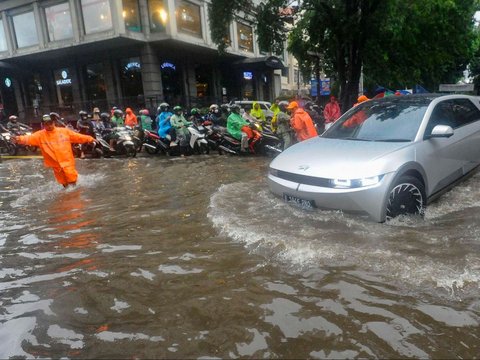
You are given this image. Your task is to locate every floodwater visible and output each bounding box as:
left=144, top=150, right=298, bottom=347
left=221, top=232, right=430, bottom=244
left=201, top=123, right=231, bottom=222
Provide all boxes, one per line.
left=0, top=155, right=479, bottom=359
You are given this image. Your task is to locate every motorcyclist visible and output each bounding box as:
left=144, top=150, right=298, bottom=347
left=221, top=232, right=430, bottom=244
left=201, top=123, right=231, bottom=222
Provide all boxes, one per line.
left=219, top=104, right=230, bottom=126
left=139, top=109, right=153, bottom=131
left=189, top=108, right=204, bottom=126
left=156, top=102, right=172, bottom=131
left=6, top=115, right=31, bottom=134
left=206, top=104, right=222, bottom=126
left=77, top=110, right=94, bottom=159
left=124, top=107, right=138, bottom=128
left=227, top=104, right=259, bottom=153
left=249, top=101, right=266, bottom=127
left=169, top=105, right=192, bottom=146
left=111, top=109, right=124, bottom=127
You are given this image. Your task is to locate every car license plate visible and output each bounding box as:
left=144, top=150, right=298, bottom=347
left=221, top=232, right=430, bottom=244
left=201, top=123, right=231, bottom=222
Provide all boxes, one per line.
left=283, top=194, right=315, bottom=210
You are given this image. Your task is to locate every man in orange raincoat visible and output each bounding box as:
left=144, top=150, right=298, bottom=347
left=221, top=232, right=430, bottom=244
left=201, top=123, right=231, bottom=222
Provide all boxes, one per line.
left=13, top=114, right=96, bottom=188
left=287, top=101, right=318, bottom=142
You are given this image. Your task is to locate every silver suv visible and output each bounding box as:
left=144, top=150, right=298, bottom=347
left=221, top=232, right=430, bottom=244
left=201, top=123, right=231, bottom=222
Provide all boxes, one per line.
left=268, top=94, right=480, bottom=222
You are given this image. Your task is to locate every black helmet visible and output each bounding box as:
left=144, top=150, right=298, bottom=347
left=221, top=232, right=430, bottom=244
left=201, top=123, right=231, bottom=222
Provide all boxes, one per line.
left=100, top=112, right=110, bottom=120
left=79, top=110, right=88, bottom=119
left=113, top=109, right=123, bottom=116
left=230, top=104, right=241, bottom=113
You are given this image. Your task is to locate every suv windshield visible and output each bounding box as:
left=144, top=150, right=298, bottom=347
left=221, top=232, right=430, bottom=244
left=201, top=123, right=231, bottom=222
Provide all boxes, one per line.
left=323, top=98, right=430, bottom=142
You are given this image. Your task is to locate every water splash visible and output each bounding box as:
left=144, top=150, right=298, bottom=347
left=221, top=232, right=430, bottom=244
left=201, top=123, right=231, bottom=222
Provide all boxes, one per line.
left=208, top=181, right=480, bottom=296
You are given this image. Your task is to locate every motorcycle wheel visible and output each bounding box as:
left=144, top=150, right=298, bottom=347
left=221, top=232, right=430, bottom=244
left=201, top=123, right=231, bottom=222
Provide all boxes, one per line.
left=7, top=143, right=17, bottom=156
left=93, top=148, right=103, bottom=158
left=145, top=145, right=159, bottom=155
left=200, top=143, right=209, bottom=155
left=126, top=146, right=137, bottom=158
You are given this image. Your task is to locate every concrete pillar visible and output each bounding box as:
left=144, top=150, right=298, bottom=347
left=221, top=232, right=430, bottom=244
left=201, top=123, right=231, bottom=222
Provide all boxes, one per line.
left=104, top=59, right=118, bottom=108
left=140, top=43, right=163, bottom=107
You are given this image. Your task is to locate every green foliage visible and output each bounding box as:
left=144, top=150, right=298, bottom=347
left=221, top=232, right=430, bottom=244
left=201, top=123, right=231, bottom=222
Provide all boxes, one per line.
left=364, top=0, right=478, bottom=93
left=208, top=0, right=252, bottom=53
left=256, top=0, right=289, bottom=54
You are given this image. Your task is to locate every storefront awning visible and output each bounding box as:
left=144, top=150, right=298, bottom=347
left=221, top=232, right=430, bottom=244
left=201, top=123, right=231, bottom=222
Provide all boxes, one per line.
left=233, top=55, right=286, bottom=70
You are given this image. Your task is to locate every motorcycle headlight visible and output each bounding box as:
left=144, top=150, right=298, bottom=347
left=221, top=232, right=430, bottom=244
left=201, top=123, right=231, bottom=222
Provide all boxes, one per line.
left=330, top=175, right=382, bottom=188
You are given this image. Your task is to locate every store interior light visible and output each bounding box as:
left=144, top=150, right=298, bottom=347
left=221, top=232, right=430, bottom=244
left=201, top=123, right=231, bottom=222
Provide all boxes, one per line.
left=159, top=9, right=168, bottom=24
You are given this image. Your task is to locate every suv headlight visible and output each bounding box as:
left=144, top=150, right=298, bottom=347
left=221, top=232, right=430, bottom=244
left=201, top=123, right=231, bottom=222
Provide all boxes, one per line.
left=331, top=175, right=383, bottom=188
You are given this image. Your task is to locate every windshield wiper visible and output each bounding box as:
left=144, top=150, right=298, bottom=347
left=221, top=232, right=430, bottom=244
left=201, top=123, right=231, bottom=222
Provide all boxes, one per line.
left=374, top=139, right=410, bottom=142
left=341, top=137, right=373, bottom=141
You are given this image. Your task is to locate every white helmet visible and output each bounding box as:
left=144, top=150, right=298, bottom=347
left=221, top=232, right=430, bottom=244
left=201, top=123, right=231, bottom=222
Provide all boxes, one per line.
left=209, top=104, right=219, bottom=111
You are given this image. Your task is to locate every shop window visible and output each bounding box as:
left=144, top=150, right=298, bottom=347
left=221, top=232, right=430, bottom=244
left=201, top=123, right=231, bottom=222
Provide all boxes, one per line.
left=148, top=0, right=167, bottom=33
left=175, top=0, right=202, bottom=38
left=237, top=22, right=253, bottom=53
left=120, top=57, right=143, bottom=101
left=123, top=0, right=141, bottom=32
left=45, top=2, right=73, bottom=41
left=81, top=0, right=113, bottom=34
left=0, top=20, right=7, bottom=52
left=85, top=63, right=106, bottom=102
left=12, top=11, right=39, bottom=48
left=195, top=64, right=210, bottom=99
left=161, top=60, right=182, bottom=105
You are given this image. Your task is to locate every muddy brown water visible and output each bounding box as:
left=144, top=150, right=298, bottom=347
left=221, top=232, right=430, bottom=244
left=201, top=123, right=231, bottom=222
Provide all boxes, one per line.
left=0, top=155, right=479, bottom=358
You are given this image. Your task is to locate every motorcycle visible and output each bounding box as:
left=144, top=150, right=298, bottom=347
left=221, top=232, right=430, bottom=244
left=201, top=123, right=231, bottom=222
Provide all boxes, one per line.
left=105, top=127, right=137, bottom=157
left=0, top=131, right=17, bottom=155
left=187, top=123, right=209, bottom=154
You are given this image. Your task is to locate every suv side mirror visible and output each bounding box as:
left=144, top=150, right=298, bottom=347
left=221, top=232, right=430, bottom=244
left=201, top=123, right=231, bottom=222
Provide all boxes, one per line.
left=429, top=124, right=454, bottom=138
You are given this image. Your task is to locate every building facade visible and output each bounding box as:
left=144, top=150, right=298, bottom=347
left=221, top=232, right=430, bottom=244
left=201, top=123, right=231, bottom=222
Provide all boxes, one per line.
left=0, top=0, right=290, bottom=123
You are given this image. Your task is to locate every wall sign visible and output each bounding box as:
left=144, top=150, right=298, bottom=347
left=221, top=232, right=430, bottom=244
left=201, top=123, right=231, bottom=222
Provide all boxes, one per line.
left=243, top=71, right=253, bottom=80
left=125, top=62, right=141, bottom=71
left=56, top=70, right=72, bottom=85
left=161, top=62, right=176, bottom=71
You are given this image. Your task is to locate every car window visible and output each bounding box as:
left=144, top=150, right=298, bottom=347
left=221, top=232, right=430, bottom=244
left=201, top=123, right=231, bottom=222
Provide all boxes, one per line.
left=426, top=99, right=480, bottom=135
left=324, top=99, right=429, bottom=141
left=450, top=99, right=480, bottom=127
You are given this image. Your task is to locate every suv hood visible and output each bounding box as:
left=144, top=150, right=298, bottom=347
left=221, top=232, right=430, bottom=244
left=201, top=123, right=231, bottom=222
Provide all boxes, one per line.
left=270, top=137, right=411, bottom=179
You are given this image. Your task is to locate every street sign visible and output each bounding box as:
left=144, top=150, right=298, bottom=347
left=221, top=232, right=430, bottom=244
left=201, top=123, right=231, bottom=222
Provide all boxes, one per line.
left=311, top=78, right=330, bottom=96
left=439, top=83, right=474, bottom=92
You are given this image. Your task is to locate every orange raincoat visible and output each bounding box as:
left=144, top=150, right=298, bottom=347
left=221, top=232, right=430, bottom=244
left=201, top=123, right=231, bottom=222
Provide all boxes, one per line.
left=16, top=127, right=94, bottom=186
left=124, top=108, right=138, bottom=127
left=290, top=108, right=318, bottom=141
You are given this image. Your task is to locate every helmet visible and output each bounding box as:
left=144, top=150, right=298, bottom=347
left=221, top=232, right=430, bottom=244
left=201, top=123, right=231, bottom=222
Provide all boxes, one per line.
left=278, top=101, right=289, bottom=110
left=79, top=110, right=88, bottom=119
left=140, top=109, right=149, bottom=115
left=93, top=107, right=100, bottom=113
left=209, top=104, right=219, bottom=111
left=42, top=114, right=53, bottom=122
left=49, top=112, right=60, bottom=120
left=173, top=106, right=182, bottom=112
left=158, top=102, right=170, bottom=112
left=191, top=108, right=200, bottom=115
left=113, top=109, right=123, bottom=116
left=100, top=112, right=110, bottom=120
left=8, top=115, right=17, bottom=122
left=230, top=104, right=241, bottom=113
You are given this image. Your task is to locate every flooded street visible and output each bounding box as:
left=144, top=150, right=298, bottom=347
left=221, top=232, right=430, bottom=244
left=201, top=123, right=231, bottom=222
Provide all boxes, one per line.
left=1, top=155, right=479, bottom=358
